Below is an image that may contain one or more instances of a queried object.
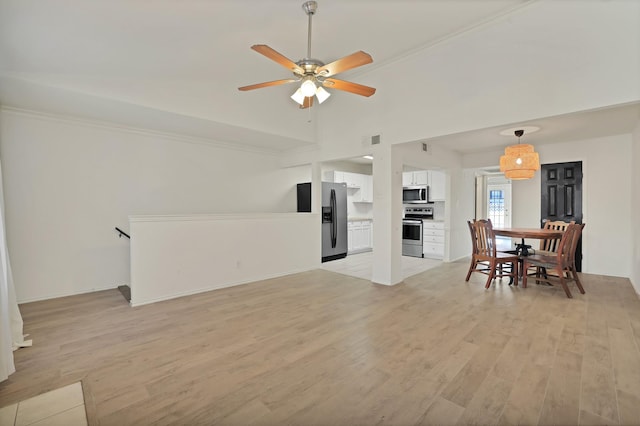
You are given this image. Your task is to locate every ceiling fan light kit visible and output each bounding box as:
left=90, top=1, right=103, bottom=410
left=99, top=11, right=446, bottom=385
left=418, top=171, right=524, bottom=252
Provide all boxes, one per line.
left=499, top=129, right=540, bottom=180
left=238, top=1, right=376, bottom=109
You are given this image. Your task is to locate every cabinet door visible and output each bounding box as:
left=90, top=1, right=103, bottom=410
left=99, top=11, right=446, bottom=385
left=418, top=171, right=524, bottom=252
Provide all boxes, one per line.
left=361, top=221, right=372, bottom=248
left=362, top=175, right=373, bottom=202
left=414, top=171, right=429, bottom=185
left=402, top=172, right=413, bottom=186
left=429, top=170, right=446, bottom=201
left=347, top=222, right=353, bottom=252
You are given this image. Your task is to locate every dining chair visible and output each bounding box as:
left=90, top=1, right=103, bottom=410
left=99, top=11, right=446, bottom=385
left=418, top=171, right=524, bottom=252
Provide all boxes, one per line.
left=526, top=220, right=575, bottom=278
left=466, top=219, right=519, bottom=289
left=522, top=223, right=585, bottom=298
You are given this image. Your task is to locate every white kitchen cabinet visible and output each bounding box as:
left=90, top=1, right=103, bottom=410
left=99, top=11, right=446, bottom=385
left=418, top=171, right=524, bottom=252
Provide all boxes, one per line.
left=348, top=219, right=373, bottom=254
left=347, top=223, right=354, bottom=252
left=423, top=221, right=444, bottom=259
left=361, top=220, right=372, bottom=249
left=402, top=171, right=429, bottom=186
left=428, top=170, right=446, bottom=201
left=357, top=174, right=373, bottom=203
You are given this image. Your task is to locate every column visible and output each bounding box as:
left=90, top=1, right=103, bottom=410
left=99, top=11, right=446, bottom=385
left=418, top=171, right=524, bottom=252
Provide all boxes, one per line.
left=371, top=142, right=404, bottom=285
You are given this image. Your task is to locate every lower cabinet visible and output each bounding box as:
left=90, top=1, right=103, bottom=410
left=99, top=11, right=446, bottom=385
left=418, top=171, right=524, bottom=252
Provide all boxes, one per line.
left=348, top=220, right=373, bottom=254
left=423, top=221, right=445, bottom=259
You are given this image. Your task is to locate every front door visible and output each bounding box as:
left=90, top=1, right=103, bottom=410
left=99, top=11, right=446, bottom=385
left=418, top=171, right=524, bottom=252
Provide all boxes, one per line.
left=540, top=161, right=583, bottom=271
left=487, top=183, right=512, bottom=228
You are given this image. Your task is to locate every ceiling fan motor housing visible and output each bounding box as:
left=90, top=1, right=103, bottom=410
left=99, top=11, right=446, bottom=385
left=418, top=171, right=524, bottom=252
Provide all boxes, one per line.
left=302, top=1, right=317, bottom=15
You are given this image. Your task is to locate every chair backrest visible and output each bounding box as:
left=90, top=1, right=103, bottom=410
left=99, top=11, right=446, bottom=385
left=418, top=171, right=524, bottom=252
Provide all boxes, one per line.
left=473, top=219, right=497, bottom=257
left=467, top=220, right=479, bottom=255
left=555, top=223, right=585, bottom=267
left=541, top=220, right=575, bottom=252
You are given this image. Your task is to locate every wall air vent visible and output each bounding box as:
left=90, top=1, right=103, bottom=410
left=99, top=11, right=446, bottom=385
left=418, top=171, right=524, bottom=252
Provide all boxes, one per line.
left=371, top=134, right=381, bottom=145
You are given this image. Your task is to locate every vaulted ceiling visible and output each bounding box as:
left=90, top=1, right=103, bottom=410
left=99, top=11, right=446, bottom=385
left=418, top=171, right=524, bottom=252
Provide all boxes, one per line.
left=1, top=0, right=638, bottom=154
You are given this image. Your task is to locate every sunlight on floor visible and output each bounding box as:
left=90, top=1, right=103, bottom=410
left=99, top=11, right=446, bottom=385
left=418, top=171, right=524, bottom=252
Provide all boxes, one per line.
left=320, top=251, right=442, bottom=281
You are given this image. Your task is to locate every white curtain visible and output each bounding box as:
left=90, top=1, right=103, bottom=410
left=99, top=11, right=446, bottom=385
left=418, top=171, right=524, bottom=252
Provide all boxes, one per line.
left=0, top=161, right=30, bottom=383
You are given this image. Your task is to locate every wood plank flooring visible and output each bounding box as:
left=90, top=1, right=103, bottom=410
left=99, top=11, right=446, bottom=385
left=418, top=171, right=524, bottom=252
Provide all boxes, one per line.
left=1, top=260, right=639, bottom=425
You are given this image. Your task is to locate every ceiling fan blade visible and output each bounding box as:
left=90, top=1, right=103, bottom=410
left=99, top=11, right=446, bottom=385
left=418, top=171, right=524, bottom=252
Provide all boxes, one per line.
left=251, top=45, right=304, bottom=74
left=300, top=96, right=314, bottom=109
left=323, top=78, right=376, bottom=97
left=238, top=79, right=298, bottom=91
left=316, top=51, right=373, bottom=77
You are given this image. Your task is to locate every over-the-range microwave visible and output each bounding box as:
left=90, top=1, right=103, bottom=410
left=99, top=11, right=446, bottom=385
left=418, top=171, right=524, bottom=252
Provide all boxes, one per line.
left=403, top=185, right=430, bottom=204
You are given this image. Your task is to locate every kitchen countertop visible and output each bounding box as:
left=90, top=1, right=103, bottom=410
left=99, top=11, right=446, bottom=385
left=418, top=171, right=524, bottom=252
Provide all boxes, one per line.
left=348, top=217, right=373, bottom=221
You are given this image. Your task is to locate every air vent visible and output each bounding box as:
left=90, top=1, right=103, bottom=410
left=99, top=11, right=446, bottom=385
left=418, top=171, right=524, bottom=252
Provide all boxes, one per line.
left=422, top=143, right=428, bottom=152
left=371, top=134, right=381, bottom=145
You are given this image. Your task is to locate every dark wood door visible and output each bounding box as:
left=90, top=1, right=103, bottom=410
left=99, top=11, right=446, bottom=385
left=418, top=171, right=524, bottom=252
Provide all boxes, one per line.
left=541, top=161, right=583, bottom=271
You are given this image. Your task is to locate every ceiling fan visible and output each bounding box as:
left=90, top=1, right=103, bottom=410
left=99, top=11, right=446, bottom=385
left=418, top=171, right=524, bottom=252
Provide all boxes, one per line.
left=238, top=1, right=376, bottom=109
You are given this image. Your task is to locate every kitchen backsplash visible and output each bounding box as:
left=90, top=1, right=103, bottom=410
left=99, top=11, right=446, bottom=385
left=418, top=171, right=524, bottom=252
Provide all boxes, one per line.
left=432, top=201, right=445, bottom=220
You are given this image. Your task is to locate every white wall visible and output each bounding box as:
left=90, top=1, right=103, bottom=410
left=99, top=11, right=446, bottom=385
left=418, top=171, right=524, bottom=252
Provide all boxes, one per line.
left=446, top=168, right=476, bottom=262
left=476, top=134, right=632, bottom=278
left=632, top=123, right=640, bottom=293
left=0, top=108, right=311, bottom=303
left=289, top=0, right=640, bottom=166
left=129, top=213, right=319, bottom=306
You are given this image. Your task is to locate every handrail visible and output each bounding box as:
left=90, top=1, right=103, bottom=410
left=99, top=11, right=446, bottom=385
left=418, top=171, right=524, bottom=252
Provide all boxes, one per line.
left=115, top=227, right=130, bottom=239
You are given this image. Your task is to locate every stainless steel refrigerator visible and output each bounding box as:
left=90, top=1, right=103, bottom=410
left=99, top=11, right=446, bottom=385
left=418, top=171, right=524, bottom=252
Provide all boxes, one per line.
left=296, top=182, right=348, bottom=262
left=321, top=182, right=348, bottom=262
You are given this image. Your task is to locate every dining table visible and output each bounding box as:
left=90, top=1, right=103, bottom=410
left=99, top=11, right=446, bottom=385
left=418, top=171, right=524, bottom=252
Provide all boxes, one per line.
left=493, top=227, right=564, bottom=255
left=493, top=227, right=565, bottom=280
left=493, top=227, right=564, bottom=243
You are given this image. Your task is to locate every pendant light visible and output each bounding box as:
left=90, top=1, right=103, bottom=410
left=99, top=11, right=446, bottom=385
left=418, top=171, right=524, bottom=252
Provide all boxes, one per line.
left=499, top=129, right=540, bottom=180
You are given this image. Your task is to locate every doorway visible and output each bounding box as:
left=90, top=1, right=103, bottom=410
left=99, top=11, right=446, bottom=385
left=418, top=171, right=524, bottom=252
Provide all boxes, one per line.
left=486, top=183, right=512, bottom=228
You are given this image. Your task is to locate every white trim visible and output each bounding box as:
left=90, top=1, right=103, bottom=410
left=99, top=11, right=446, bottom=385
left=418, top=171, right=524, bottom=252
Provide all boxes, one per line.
left=129, top=212, right=314, bottom=223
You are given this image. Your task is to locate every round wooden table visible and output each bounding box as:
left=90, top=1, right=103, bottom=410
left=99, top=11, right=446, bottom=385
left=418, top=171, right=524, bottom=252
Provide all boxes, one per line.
left=493, top=227, right=564, bottom=240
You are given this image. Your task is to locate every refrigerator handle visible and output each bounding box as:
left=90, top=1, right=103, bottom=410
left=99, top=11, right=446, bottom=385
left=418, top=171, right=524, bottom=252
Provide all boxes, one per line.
left=330, top=189, right=337, bottom=248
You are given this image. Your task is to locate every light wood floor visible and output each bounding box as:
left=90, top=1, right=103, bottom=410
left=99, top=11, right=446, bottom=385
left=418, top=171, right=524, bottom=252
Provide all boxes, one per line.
left=1, top=260, right=640, bottom=425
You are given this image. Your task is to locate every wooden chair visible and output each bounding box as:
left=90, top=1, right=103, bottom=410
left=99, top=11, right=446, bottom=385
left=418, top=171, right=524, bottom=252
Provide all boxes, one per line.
left=539, top=220, right=575, bottom=254
left=466, top=219, right=519, bottom=289
left=526, top=220, right=575, bottom=278
left=522, top=223, right=586, bottom=298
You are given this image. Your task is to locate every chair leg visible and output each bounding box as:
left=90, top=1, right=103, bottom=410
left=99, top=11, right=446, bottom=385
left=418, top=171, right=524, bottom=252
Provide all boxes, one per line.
left=485, top=260, right=496, bottom=289
left=571, top=267, right=585, bottom=294
left=522, top=261, right=528, bottom=288
left=465, top=258, right=476, bottom=281
left=557, top=268, right=573, bottom=298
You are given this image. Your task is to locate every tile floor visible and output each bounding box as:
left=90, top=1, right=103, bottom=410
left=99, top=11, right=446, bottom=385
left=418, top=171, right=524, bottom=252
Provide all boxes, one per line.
left=0, top=382, right=87, bottom=426
left=321, top=250, right=442, bottom=281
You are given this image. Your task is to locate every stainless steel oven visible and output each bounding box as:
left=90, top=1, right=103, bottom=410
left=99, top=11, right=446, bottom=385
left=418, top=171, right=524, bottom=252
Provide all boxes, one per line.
left=402, top=219, right=423, bottom=258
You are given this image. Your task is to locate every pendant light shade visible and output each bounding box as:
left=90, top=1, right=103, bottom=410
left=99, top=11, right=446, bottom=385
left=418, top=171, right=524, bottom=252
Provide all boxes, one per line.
left=499, top=130, right=540, bottom=180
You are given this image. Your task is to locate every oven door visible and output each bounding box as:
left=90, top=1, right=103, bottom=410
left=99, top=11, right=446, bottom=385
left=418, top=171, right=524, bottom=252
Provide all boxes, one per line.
left=402, top=220, right=423, bottom=244
left=402, top=219, right=424, bottom=257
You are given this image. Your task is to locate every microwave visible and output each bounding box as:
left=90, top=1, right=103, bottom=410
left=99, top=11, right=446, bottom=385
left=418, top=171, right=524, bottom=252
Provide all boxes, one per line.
left=403, top=185, right=430, bottom=204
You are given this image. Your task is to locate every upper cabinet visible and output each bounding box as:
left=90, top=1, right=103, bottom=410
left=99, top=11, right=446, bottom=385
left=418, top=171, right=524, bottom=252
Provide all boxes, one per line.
left=403, top=170, right=446, bottom=201
left=429, top=170, right=446, bottom=201
left=402, top=171, right=429, bottom=186
left=359, top=174, right=373, bottom=203
left=324, top=170, right=373, bottom=203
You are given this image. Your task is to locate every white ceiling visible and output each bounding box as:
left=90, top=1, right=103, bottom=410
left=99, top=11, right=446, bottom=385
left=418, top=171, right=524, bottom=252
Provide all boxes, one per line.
left=1, top=0, right=638, bottom=154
